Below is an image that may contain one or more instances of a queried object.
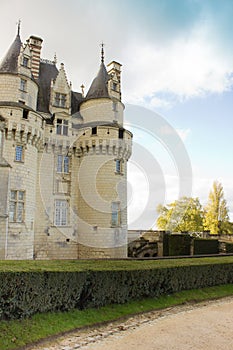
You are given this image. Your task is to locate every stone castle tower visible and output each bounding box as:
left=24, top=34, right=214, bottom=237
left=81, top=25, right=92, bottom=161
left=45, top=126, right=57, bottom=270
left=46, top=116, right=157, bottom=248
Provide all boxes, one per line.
left=0, top=27, right=132, bottom=259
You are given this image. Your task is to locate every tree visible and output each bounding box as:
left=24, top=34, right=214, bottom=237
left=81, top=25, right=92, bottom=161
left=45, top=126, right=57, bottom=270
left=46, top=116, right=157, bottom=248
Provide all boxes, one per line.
left=204, top=181, right=230, bottom=234
left=157, top=197, right=204, bottom=232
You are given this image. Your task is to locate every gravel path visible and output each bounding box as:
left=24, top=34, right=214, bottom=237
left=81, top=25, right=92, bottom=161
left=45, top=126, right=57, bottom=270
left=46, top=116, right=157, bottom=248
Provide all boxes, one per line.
left=27, top=297, right=233, bottom=350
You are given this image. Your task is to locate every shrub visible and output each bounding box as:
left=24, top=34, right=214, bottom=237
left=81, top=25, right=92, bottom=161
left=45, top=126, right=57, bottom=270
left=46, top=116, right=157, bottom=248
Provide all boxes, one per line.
left=163, top=233, right=191, bottom=256
left=1, top=259, right=233, bottom=319
left=193, top=239, right=219, bottom=255
left=168, top=234, right=191, bottom=256
left=225, top=243, right=233, bottom=253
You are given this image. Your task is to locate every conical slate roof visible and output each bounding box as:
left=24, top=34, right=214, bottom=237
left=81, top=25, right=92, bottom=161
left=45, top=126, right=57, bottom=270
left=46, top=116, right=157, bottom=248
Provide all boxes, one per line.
left=85, top=62, right=110, bottom=100
left=0, top=34, right=22, bottom=73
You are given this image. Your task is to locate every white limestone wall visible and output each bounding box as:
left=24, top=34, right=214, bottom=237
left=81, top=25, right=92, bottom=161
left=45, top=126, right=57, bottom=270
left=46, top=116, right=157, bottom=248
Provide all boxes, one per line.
left=0, top=73, right=38, bottom=109
left=34, top=142, right=79, bottom=259
left=80, top=98, right=124, bottom=126
left=76, top=126, right=132, bottom=258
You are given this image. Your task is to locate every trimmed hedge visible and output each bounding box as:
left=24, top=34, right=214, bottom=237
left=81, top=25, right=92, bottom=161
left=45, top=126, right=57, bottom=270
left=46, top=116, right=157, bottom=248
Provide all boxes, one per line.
left=168, top=234, right=191, bottom=256
left=193, top=239, right=219, bottom=255
left=1, top=260, right=233, bottom=319
left=163, top=233, right=170, bottom=256
left=225, top=243, right=233, bottom=253
left=163, top=234, right=191, bottom=256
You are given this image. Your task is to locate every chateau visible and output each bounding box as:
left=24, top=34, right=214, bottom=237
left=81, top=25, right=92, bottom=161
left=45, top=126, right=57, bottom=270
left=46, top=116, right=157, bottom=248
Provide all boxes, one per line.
left=0, top=27, right=132, bottom=259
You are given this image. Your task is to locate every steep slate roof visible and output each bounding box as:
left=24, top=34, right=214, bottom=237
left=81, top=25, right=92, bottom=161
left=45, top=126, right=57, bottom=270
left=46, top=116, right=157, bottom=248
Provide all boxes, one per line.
left=0, top=34, right=22, bottom=73
left=71, top=91, right=83, bottom=114
left=85, top=62, right=110, bottom=100
left=37, top=61, right=59, bottom=113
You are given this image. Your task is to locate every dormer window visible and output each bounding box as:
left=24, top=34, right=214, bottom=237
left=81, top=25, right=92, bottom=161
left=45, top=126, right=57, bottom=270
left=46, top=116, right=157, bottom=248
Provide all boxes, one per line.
left=22, top=57, right=29, bottom=67
left=112, top=82, right=117, bottom=91
left=55, top=93, right=67, bottom=108
left=56, top=119, right=68, bottom=136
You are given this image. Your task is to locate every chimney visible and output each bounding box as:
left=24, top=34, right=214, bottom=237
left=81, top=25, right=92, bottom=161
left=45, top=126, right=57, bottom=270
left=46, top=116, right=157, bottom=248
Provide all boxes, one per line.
left=28, top=36, right=43, bottom=80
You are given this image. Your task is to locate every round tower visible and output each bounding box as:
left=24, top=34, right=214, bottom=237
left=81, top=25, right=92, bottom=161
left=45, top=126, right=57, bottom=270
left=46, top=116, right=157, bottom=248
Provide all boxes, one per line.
left=76, top=46, right=132, bottom=258
left=0, top=26, right=44, bottom=259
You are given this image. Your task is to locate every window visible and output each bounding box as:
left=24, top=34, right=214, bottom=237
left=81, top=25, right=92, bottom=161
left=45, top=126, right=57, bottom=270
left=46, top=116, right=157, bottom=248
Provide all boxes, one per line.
left=22, top=57, right=29, bottom=67
left=60, top=94, right=66, bottom=107
left=119, top=129, right=124, bottom=139
left=9, top=190, right=25, bottom=222
left=111, top=202, right=120, bottom=227
left=0, top=130, right=2, bottom=156
left=64, top=156, right=69, bottom=173
left=55, top=93, right=60, bottom=106
left=54, top=93, right=66, bottom=108
left=56, top=119, right=68, bottom=135
left=92, top=127, right=97, bottom=135
left=22, top=109, right=29, bottom=119
left=15, top=145, right=23, bottom=162
left=112, top=82, right=117, bottom=91
left=113, top=102, right=117, bottom=112
left=57, top=155, right=69, bottom=173
left=20, top=79, right=27, bottom=92
left=115, top=159, right=123, bottom=174
left=55, top=200, right=68, bottom=226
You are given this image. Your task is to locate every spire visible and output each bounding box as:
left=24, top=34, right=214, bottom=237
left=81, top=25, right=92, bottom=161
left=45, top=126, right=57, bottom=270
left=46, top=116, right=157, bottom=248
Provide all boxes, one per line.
left=85, top=44, right=110, bottom=100
left=85, top=62, right=109, bottom=100
left=0, top=32, right=22, bottom=73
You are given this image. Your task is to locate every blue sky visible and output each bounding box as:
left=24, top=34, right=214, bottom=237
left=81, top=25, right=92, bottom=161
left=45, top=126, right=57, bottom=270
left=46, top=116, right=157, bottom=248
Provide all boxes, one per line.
left=0, top=0, right=233, bottom=228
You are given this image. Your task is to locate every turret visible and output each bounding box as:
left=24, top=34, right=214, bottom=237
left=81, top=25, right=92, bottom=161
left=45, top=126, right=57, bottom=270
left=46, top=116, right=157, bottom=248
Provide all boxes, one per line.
left=80, top=45, right=124, bottom=126
left=75, top=45, right=132, bottom=258
left=0, top=25, right=39, bottom=110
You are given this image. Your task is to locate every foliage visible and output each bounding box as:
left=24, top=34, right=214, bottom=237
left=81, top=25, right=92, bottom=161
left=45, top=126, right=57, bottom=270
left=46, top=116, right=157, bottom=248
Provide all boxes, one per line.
left=157, top=197, right=204, bottom=232
left=204, top=181, right=230, bottom=234
left=193, top=239, right=219, bottom=255
left=1, top=284, right=233, bottom=350
left=1, top=257, right=233, bottom=320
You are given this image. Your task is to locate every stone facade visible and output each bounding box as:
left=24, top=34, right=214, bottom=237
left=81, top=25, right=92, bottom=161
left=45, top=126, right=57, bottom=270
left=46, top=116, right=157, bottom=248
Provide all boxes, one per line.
left=0, top=30, right=132, bottom=259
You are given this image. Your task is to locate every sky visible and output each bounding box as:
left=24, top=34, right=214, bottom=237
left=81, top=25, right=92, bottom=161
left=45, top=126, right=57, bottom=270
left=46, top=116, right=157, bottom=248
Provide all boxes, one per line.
left=0, top=0, right=233, bottom=229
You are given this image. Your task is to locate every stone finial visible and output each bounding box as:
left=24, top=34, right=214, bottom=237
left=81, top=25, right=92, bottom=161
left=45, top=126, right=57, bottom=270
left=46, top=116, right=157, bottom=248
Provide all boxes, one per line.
left=100, top=42, right=105, bottom=63
left=81, top=84, right=85, bottom=97
left=53, top=53, right=57, bottom=64
left=17, top=19, right=21, bottom=36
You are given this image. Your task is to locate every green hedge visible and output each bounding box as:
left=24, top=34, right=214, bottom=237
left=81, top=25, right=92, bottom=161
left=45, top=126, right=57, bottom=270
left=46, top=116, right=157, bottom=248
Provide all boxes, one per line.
left=1, top=260, right=233, bottom=319
left=193, top=239, right=219, bottom=255
left=163, top=234, right=191, bottom=256
left=168, top=234, right=191, bottom=256
left=225, top=243, right=233, bottom=253
left=163, top=233, right=170, bottom=256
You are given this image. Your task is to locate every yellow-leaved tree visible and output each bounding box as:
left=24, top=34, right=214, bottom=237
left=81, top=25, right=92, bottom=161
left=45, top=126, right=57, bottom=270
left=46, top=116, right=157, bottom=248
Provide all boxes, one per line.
left=157, top=197, right=204, bottom=232
left=204, top=181, right=230, bottom=234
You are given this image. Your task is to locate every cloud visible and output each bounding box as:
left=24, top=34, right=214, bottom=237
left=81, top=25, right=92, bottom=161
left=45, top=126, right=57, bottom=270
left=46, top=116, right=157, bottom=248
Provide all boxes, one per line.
left=123, top=21, right=233, bottom=107
left=1, top=0, right=233, bottom=107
